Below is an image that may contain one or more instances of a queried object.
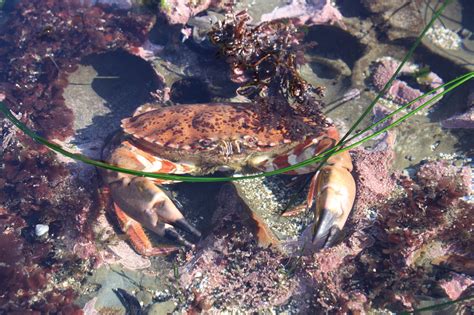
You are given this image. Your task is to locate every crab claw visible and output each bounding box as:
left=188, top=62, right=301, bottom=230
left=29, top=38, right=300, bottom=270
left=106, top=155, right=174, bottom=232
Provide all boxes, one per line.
left=309, top=158, right=356, bottom=249
left=163, top=224, right=195, bottom=249
left=108, top=176, right=201, bottom=253
left=172, top=219, right=202, bottom=239
left=312, top=208, right=343, bottom=248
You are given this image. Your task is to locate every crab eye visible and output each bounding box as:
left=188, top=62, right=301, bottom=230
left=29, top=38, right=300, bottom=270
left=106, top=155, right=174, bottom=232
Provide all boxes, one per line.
left=243, top=135, right=258, bottom=147
left=199, top=139, right=214, bottom=148
left=237, top=85, right=259, bottom=98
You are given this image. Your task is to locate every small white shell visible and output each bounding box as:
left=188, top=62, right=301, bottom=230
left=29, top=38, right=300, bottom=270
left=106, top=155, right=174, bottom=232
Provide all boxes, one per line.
left=35, top=224, right=49, bottom=237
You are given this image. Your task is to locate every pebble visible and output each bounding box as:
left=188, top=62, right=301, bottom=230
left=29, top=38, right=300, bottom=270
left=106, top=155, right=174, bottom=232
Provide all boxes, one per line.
left=35, top=224, right=49, bottom=237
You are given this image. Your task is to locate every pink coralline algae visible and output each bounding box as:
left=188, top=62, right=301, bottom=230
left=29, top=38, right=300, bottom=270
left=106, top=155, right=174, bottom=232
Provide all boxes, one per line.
left=178, top=185, right=294, bottom=312
left=159, top=0, right=222, bottom=25
left=261, top=0, right=344, bottom=27
left=371, top=57, right=444, bottom=109
left=351, top=138, right=396, bottom=210
left=300, top=232, right=374, bottom=313
left=439, top=273, right=474, bottom=300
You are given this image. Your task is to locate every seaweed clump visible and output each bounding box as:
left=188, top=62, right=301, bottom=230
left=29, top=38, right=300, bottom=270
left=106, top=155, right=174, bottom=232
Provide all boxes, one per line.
left=208, top=10, right=327, bottom=119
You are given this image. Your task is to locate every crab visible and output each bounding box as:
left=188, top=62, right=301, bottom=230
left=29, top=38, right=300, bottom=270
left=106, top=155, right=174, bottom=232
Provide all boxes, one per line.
left=101, top=102, right=356, bottom=256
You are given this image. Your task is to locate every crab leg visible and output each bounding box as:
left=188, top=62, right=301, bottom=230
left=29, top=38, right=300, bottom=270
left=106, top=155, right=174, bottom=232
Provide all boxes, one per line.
left=102, top=141, right=201, bottom=256
left=256, top=127, right=355, bottom=248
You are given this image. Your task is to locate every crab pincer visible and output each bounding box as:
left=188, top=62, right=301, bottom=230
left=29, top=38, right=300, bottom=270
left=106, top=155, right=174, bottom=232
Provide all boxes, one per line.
left=103, top=139, right=202, bottom=255
left=309, top=150, right=356, bottom=249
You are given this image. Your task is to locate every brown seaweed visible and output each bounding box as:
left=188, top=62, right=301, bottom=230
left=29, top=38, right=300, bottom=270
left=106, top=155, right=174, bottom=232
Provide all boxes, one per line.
left=208, top=10, right=326, bottom=119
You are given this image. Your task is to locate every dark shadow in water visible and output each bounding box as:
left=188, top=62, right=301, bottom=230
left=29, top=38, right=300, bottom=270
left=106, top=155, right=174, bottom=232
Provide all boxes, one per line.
left=335, top=0, right=370, bottom=19
left=305, top=25, right=366, bottom=71
left=82, top=50, right=162, bottom=114
left=459, top=0, right=474, bottom=36
left=69, top=50, right=162, bottom=152
left=170, top=77, right=212, bottom=104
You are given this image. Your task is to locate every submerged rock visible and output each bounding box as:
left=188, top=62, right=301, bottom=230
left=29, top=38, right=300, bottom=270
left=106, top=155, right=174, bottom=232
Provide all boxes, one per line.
left=260, top=0, right=344, bottom=26
left=442, top=91, right=474, bottom=129
left=441, top=107, right=474, bottom=128
left=361, top=0, right=424, bottom=40
left=159, top=0, right=222, bottom=25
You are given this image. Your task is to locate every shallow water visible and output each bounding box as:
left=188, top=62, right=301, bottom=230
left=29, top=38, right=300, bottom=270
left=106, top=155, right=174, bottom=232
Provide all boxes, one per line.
left=0, top=0, right=473, bottom=313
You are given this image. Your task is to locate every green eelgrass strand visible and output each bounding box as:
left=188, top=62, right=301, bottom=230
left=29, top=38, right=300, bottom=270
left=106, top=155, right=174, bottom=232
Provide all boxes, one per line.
left=337, top=0, right=452, bottom=148
left=282, top=0, right=453, bottom=219
left=278, top=0, right=453, bottom=217
left=271, top=71, right=473, bottom=184
left=278, top=71, right=473, bottom=218
left=311, top=71, right=474, bottom=162
left=0, top=71, right=472, bottom=183
left=303, top=0, right=452, bottom=189
left=309, top=71, right=472, bottom=238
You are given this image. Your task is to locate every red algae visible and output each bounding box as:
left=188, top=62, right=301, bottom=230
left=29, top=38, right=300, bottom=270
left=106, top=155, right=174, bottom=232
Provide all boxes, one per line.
left=0, top=0, right=155, bottom=140
left=294, top=153, right=473, bottom=312
left=0, top=0, right=155, bottom=312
